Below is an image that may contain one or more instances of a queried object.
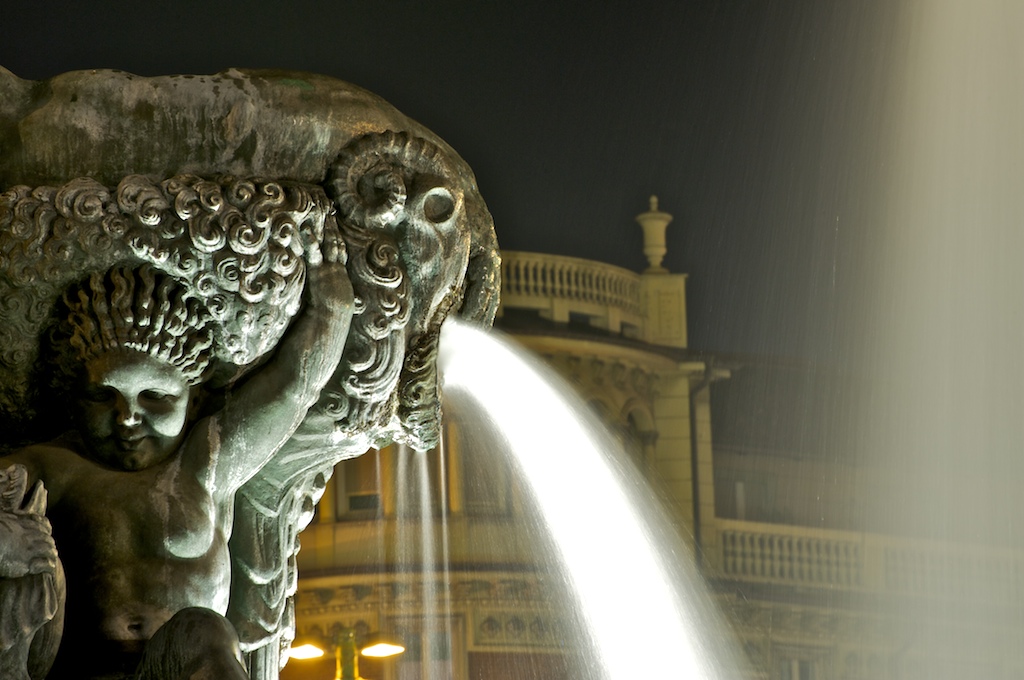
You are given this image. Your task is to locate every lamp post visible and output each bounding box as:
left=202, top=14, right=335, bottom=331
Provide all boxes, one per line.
left=335, top=628, right=360, bottom=680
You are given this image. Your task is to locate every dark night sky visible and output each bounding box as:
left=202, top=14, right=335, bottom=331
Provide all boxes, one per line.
left=7, top=2, right=1024, bottom=546
left=0, top=0, right=907, bottom=361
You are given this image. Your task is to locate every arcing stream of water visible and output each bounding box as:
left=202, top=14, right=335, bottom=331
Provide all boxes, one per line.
left=384, top=319, right=740, bottom=679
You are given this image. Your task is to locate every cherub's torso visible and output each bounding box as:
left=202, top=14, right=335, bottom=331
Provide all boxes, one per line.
left=9, top=438, right=231, bottom=642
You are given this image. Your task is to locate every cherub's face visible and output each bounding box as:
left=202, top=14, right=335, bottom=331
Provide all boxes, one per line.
left=77, top=350, right=194, bottom=471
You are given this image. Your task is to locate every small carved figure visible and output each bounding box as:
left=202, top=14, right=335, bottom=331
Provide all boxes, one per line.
left=0, top=239, right=353, bottom=678
left=0, top=465, right=63, bottom=680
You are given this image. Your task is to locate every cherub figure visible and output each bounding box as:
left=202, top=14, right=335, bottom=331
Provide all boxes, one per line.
left=0, top=236, right=352, bottom=679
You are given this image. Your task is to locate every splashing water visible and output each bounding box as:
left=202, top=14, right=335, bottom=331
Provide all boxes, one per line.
left=437, top=319, right=738, bottom=679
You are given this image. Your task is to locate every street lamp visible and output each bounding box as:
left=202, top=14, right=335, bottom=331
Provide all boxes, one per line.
left=292, top=626, right=405, bottom=680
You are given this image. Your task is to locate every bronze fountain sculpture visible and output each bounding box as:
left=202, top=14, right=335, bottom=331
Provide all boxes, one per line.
left=0, top=67, right=500, bottom=680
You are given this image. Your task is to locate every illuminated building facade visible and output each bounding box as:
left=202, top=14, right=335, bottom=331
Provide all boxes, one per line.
left=285, top=199, right=1023, bottom=680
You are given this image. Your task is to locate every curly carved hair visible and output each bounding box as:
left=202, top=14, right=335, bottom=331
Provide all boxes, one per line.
left=52, top=264, right=214, bottom=386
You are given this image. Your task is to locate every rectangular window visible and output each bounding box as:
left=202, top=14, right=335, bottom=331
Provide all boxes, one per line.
left=462, top=445, right=511, bottom=516
left=335, top=448, right=383, bottom=520
left=451, top=413, right=513, bottom=517
left=394, top=618, right=462, bottom=680
left=394, top=444, right=443, bottom=518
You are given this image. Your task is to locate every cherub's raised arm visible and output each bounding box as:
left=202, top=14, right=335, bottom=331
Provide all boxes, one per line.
left=195, top=234, right=354, bottom=497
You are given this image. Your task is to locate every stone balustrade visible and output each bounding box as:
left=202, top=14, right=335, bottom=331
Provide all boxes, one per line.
left=707, top=518, right=1024, bottom=603
left=881, top=537, right=1023, bottom=601
left=717, top=521, right=863, bottom=588
left=499, top=251, right=645, bottom=334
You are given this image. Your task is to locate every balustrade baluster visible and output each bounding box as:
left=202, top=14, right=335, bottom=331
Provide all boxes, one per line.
left=843, top=540, right=851, bottom=585
left=838, top=543, right=847, bottom=585
left=831, top=542, right=840, bottom=585
left=824, top=541, right=832, bottom=584
left=840, top=542, right=849, bottom=584
left=823, top=541, right=831, bottom=584
left=837, top=544, right=847, bottom=585
left=753, top=535, right=764, bottom=577
left=823, top=540, right=831, bottom=585
left=741, top=534, right=752, bottom=576
left=729, top=533, right=741, bottom=575
left=821, top=541, right=830, bottom=584
left=738, top=534, right=746, bottom=577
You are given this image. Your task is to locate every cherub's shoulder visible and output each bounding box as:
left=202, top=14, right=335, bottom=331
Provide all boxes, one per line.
left=8, top=438, right=80, bottom=460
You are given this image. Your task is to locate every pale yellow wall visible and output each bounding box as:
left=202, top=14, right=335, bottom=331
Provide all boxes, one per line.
left=641, top=271, right=689, bottom=348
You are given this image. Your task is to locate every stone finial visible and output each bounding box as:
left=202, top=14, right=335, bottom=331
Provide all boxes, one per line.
left=635, top=195, right=673, bottom=273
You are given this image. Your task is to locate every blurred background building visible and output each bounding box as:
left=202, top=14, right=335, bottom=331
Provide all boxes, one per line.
left=284, top=198, right=1024, bottom=680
